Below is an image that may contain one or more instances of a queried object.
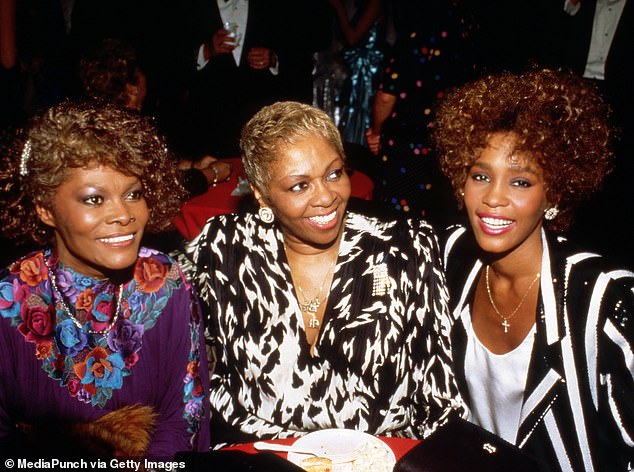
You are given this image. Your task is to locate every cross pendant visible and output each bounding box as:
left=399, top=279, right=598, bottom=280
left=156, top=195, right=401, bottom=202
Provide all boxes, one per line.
left=502, top=319, right=510, bottom=333
left=308, top=317, right=320, bottom=329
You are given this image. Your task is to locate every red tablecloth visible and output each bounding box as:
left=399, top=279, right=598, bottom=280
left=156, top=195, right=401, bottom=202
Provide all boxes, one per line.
left=174, top=158, right=375, bottom=240
left=222, top=435, right=420, bottom=462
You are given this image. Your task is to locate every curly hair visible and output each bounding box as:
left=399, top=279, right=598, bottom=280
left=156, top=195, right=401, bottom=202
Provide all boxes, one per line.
left=79, top=38, right=141, bottom=106
left=240, top=101, right=346, bottom=195
left=0, top=100, right=185, bottom=245
left=432, top=68, right=613, bottom=233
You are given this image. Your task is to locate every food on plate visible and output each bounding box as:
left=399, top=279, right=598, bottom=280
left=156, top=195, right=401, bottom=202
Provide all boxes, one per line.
left=350, top=440, right=393, bottom=471
left=300, top=456, right=333, bottom=472
left=298, top=440, right=392, bottom=472
left=289, top=429, right=396, bottom=472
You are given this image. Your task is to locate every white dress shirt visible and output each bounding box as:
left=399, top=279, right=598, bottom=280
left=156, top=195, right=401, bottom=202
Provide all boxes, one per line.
left=564, top=0, right=627, bottom=80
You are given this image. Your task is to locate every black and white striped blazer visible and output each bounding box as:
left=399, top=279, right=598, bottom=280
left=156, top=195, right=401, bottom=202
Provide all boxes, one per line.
left=442, top=226, right=634, bottom=471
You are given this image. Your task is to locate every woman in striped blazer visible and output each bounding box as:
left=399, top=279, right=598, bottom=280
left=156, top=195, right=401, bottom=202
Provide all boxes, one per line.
left=432, top=68, right=634, bottom=471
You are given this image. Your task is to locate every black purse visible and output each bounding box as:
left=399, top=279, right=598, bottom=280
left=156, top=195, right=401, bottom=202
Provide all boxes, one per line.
left=394, top=418, right=543, bottom=472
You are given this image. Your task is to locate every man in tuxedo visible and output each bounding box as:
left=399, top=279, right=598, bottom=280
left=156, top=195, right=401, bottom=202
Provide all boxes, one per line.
left=182, top=0, right=283, bottom=157
left=541, top=0, right=633, bottom=266
left=182, top=0, right=331, bottom=158
left=541, top=0, right=632, bottom=119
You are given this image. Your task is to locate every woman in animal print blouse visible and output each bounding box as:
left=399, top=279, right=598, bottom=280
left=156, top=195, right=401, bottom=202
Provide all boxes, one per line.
left=178, top=101, right=465, bottom=446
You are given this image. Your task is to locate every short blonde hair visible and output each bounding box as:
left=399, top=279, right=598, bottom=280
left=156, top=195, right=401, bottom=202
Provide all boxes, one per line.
left=240, top=101, right=345, bottom=195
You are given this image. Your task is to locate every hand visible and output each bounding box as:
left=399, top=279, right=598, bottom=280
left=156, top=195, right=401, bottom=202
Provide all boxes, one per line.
left=192, top=155, right=217, bottom=170
left=365, top=128, right=381, bottom=156
left=201, top=161, right=232, bottom=186
left=208, top=28, right=236, bottom=57
left=212, top=161, right=232, bottom=182
left=247, top=47, right=274, bottom=70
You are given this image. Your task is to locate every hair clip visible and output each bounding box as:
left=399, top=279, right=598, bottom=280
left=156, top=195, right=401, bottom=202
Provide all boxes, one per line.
left=19, top=139, right=32, bottom=177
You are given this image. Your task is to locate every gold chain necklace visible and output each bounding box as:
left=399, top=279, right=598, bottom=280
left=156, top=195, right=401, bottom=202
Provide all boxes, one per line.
left=296, top=260, right=336, bottom=330
left=45, top=256, right=123, bottom=335
left=485, top=265, right=540, bottom=334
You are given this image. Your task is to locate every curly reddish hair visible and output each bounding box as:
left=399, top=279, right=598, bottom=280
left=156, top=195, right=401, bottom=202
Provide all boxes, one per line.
left=432, top=68, right=613, bottom=233
left=0, top=100, right=185, bottom=245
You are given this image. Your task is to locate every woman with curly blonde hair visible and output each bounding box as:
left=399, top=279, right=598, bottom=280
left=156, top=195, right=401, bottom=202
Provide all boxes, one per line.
left=0, top=100, right=209, bottom=458
left=433, top=69, right=634, bottom=471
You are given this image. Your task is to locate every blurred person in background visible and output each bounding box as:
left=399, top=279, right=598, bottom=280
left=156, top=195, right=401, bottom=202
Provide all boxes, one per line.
left=365, top=0, right=479, bottom=228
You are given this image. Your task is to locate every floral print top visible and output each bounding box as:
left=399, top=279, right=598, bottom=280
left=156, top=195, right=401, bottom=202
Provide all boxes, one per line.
left=0, top=247, right=210, bottom=453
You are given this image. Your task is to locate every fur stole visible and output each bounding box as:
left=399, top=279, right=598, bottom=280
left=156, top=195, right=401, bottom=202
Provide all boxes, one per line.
left=16, top=404, right=158, bottom=458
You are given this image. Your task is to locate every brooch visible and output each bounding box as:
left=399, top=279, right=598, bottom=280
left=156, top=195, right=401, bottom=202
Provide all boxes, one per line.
left=371, top=263, right=390, bottom=296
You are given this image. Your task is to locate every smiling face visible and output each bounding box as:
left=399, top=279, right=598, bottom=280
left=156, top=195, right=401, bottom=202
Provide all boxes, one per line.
left=463, top=132, right=549, bottom=260
left=254, top=135, right=351, bottom=251
left=36, top=164, right=149, bottom=279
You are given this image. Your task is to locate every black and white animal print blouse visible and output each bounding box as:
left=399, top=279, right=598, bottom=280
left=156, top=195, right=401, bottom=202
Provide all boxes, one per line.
left=178, top=211, right=464, bottom=442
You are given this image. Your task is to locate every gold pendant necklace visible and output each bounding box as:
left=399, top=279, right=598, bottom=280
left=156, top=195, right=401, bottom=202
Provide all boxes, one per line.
left=297, top=286, right=322, bottom=328
left=485, top=265, right=540, bottom=334
left=296, top=260, right=336, bottom=330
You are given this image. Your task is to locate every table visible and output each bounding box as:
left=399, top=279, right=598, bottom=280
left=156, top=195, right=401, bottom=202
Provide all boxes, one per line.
left=222, top=435, right=420, bottom=462
left=173, top=158, right=375, bottom=240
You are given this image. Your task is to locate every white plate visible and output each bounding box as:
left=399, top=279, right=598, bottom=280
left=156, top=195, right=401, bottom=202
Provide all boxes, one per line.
left=287, top=429, right=396, bottom=472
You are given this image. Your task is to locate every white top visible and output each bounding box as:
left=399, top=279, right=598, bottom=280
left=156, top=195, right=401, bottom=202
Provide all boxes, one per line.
left=464, top=311, right=536, bottom=443
left=563, top=0, right=627, bottom=80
